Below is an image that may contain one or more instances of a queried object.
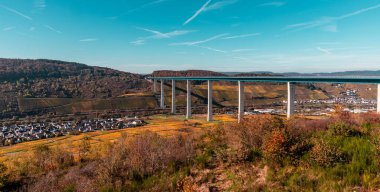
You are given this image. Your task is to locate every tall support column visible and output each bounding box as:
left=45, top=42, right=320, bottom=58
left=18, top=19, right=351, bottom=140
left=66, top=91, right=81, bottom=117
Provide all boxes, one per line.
left=171, top=80, right=176, bottom=114
left=153, top=79, right=157, bottom=93
left=287, top=82, right=295, bottom=119
left=207, top=80, right=213, bottom=122
left=186, top=80, right=192, bottom=119
left=160, top=80, right=165, bottom=109
left=238, top=81, right=245, bottom=123
left=377, top=84, right=380, bottom=113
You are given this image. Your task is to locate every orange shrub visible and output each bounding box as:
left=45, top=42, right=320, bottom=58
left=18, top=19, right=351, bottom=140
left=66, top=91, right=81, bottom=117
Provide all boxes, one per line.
left=225, top=115, right=284, bottom=160
left=127, top=131, right=194, bottom=177
left=262, top=129, right=287, bottom=164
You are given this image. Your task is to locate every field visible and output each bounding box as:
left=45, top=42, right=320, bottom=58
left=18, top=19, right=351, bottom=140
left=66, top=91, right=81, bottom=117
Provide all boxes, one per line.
left=0, top=114, right=236, bottom=163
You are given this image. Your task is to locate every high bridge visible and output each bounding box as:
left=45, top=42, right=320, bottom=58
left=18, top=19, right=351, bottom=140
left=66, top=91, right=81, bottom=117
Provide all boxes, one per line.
left=149, top=76, right=380, bottom=122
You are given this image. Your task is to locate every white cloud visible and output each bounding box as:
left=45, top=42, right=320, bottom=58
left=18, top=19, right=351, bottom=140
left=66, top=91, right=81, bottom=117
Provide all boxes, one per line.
left=183, top=0, right=212, bottom=26
left=130, top=40, right=145, bottom=45
left=0, top=4, right=33, bottom=20
left=321, top=24, right=338, bottom=32
left=233, top=56, right=256, bottom=63
left=131, top=27, right=195, bottom=45
left=204, top=0, right=238, bottom=11
left=183, top=0, right=239, bottom=25
left=136, top=27, right=170, bottom=38
left=143, top=0, right=168, bottom=7
left=222, top=33, right=260, bottom=40
left=79, top=38, right=98, bottom=42
left=285, top=4, right=380, bottom=32
left=316, top=42, right=342, bottom=45
left=258, top=2, right=286, bottom=7
left=170, top=33, right=230, bottom=53
left=2, top=26, right=15, bottom=31
left=231, top=49, right=256, bottom=52
left=170, top=33, right=228, bottom=46
left=136, top=27, right=195, bottom=39
left=44, top=25, right=62, bottom=34
left=316, top=47, right=331, bottom=54
left=109, top=0, right=169, bottom=20
left=193, top=45, right=226, bottom=53
left=34, top=0, right=46, bottom=9
left=131, top=0, right=169, bottom=12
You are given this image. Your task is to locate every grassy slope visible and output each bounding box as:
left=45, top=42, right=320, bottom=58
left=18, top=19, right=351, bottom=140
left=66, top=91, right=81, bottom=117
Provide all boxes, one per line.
left=0, top=114, right=236, bottom=163
left=316, top=83, right=377, bottom=99
left=17, top=96, right=158, bottom=113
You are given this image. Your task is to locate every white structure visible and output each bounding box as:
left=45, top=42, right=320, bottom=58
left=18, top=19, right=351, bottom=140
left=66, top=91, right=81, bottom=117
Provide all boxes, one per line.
left=160, top=80, right=165, bottom=109
left=171, top=80, right=176, bottom=114
left=287, top=82, right=295, bottom=119
left=207, top=80, right=213, bottom=122
left=186, top=80, right=192, bottom=119
left=238, top=81, right=245, bottom=123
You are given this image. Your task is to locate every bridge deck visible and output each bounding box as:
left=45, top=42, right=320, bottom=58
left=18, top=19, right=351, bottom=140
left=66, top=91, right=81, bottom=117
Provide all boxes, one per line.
left=149, top=76, right=380, bottom=84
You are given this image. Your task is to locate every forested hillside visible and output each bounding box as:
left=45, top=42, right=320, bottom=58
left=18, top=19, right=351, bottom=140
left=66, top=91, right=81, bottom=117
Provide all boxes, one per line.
left=0, top=59, right=150, bottom=117
left=0, top=59, right=148, bottom=98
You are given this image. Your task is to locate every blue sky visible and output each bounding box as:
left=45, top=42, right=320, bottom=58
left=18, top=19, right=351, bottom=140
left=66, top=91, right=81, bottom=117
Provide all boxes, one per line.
left=1, top=0, right=380, bottom=74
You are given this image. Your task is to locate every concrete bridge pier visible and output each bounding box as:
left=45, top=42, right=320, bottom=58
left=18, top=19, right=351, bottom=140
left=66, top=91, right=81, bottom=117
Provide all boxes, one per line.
left=171, top=80, right=176, bottom=114
left=287, top=82, right=295, bottom=119
left=377, top=84, right=380, bottom=113
left=207, top=80, right=213, bottom=122
left=153, top=79, right=157, bottom=93
left=186, top=80, right=192, bottom=119
left=160, top=80, right=165, bottom=109
left=238, top=81, right=245, bottom=123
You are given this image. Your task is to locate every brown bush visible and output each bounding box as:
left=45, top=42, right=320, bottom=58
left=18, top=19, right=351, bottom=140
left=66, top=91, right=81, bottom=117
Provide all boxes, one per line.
left=96, top=136, right=129, bottom=187
left=78, top=136, right=92, bottom=162
left=309, top=138, right=346, bottom=167
left=29, top=144, right=75, bottom=173
left=0, top=162, right=8, bottom=189
left=357, top=112, right=380, bottom=125
left=262, top=129, right=287, bottom=164
left=286, top=118, right=330, bottom=134
left=32, top=145, right=56, bottom=172
left=225, top=115, right=284, bottom=160
left=28, top=172, right=59, bottom=192
left=262, top=120, right=313, bottom=166
left=127, top=131, right=194, bottom=177
left=59, top=162, right=98, bottom=192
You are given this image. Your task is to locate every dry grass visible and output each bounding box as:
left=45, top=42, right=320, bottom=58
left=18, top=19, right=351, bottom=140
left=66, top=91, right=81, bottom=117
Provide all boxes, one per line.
left=0, top=114, right=236, bottom=163
left=193, top=83, right=329, bottom=106
left=17, top=96, right=158, bottom=113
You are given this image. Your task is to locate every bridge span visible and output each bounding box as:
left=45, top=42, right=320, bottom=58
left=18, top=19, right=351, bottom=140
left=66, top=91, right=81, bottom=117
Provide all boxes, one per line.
left=149, top=76, right=380, bottom=122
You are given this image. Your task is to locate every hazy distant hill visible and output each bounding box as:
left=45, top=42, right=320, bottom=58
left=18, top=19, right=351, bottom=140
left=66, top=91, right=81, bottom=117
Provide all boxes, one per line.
left=222, top=70, right=380, bottom=77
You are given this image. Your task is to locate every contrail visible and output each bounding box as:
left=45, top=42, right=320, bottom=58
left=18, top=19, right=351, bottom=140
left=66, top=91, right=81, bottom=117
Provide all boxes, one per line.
left=183, top=0, right=212, bottom=25
left=0, top=4, right=33, bottom=20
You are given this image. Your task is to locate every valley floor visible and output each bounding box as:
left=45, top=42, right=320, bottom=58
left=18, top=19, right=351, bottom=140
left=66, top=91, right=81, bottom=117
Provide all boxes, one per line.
left=0, top=114, right=235, bottom=163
